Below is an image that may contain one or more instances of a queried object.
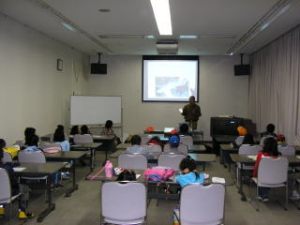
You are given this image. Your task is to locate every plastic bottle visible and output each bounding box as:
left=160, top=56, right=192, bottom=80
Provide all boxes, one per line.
left=104, top=160, right=113, bottom=178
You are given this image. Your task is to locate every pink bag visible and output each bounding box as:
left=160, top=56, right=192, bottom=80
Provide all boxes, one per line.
left=43, top=146, right=61, bottom=154
left=144, top=166, right=175, bottom=182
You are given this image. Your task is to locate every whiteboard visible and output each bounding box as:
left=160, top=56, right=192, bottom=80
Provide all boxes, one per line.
left=70, top=96, right=122, bottom=125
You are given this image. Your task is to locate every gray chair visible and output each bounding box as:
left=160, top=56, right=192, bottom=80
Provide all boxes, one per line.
left=176, top=183, right=225, bottom=225
left=158, top=154, right=185, bottom=171
left=118, top=154, right=148, bottom=170
left=180, top=135, right=193, bottom=146
left=18, top=151, right=46, bottom=164
left=237, top=145, right=262, bottom=186
left=0, top=168, right=22, bottom=219
left=73, top=134, right=93, bottom=144
left=101, top=182, right=146, bottom=225
left=164, top=143, right=188, bottom=155
left=2, top=151, right=13, bottom=163
left=278, top=145, right=295, bottom=156
left=251, top=157, right=289, bottom=211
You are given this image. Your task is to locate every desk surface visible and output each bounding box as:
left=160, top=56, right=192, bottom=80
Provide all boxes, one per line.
left=230, top=154, right=300, bottom=164
left=71, top=143, right=102, bottom=149
left=188, top=153, right=216, bottom=163
left=15, top=162, right=66, bottom=176
left=45, top=151, right=86, bottom=161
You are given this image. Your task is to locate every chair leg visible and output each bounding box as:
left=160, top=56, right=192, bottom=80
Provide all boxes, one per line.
left=285, top=184, right=288, bottom=210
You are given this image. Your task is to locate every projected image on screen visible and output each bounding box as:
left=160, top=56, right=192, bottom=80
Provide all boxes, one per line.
left=143, top=56, right=199, bottom=102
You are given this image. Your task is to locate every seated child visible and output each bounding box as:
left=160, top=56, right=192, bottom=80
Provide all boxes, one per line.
left=125, top=135, right=148, bottom=156
left=0, top=140, right=33, bottom=219
left=175, top=156, right=205, bottom=188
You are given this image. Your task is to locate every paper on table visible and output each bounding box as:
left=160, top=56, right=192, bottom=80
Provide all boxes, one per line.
left=136, top=174, right=141, bottom=179
left=247, top=155, right=257, bottom=161
left=178, top=108, right=183, bottom=113
left=204, top=173, right=209, bottom=179
left=212, top=177, right=225, bottom=184
left=13, top=167, right=26, bottom=172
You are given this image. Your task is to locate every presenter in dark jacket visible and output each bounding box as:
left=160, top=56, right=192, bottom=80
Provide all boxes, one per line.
left=182, top=96, right=201, bottom=131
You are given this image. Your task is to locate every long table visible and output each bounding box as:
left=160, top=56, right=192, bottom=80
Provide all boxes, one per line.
left=14, top=162, right=66, bottom=222
left=71, top=143, right=102, bottom=171
left=230, top=154, right=300, bottom=201
left=44, top=151, right=86, bottom=197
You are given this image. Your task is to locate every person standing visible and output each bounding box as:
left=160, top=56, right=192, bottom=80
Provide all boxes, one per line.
left=181, top=96, right=201, bottom=131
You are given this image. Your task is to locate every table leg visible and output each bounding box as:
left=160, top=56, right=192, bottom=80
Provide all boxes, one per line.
left=65, top=162, right=78, bottom=197
left=239, top=163, right=247, bottom=201
left=37, top=175, right=55, bottom=222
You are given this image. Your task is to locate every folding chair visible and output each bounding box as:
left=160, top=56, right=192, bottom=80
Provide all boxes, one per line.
left=251, top=157, right=289, bottom=211
left=175, top=183, right=225, bottom=225
left=0, top=168, right=22, bottom=220
left=101, top=182, right=146, bottom=224
left=164, top=144, right=188, bottom=155
left=2, top=152, right=13, bottom=163
left=158, top=154, right=185, bottom=171
left=118, top=154, right=148, bottom=170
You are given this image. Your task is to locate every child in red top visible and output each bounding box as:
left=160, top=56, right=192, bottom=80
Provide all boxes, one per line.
left=252, top=137, right=280, bottom=201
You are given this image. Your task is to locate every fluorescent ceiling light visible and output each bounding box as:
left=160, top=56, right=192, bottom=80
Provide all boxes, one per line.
left=227, top=0, right=291, bottom=55
left=61, top=22, right=76, bottom=32
left=144, top=35, right=156, bottom=39
left=150, top=0, right=172, bottom=35
left=179, top=35, right=198, bottom=39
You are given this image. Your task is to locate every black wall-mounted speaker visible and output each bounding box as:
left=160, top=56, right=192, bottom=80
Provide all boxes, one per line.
left=90, top=63, right=107, bottom=74
left=234, top=64, right=251, bottom=76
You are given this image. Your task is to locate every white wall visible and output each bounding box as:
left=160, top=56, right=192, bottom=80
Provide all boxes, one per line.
left=87, top=55, right=249, bottom=139
left=0, top=14, right=89, bottom=144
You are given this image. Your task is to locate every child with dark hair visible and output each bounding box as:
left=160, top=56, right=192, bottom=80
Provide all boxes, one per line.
left=53, top=125, right=70, bottom=151
left=116, top=170, right=136, bottom=182
left=175, top=156, right=205, bottom=188
left=24, top=127, right=36, bottom=146
left=24, top=135, right=41, bottom=152
left=102, top=120, right=115, bottom=136
left=125, top=135, right=148, bottom=156
left=0, top=140, right=33, bottom=219
left=148, top=136, right=161, bottom=146
left=242, top=133, right=255, bottom=145
left=70, top=125, right=79, bottom=135
left=80, top=125, right=91, bottom=135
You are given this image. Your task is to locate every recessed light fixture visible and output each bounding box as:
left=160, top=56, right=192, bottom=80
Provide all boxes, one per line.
left=150, top=0, right=172, bottom=35
left=61, top=22, right=76, bottom=32
left=98, top=8, right=111, bottom=13
left=179, top=35, right=198, bottom=39
left=144, top=35, right=156, bottom=39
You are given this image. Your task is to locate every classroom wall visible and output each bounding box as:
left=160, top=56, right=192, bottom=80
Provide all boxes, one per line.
left=87, top=55, right=249, bottom=140
left=0, top=14, right=89, bottom=144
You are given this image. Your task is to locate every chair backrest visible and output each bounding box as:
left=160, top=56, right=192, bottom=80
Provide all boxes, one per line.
left=180, top=135, right=193, bottom=146
left=73, top=134, right=93, bottom=144
left=18, top=151, right=46, bottom=163
left=118, top=154, right=148, bottom=170
left=141, top=136, right=151, bottom=145
left=102, top=182, right=146, bottom=224
left=238, top=144, right=261, bottom=155
left=2, top=152, right=13, bottom=163
left=146, top=145, right=162, bottom=159
left=164, top=143, right=188, bottom=155
left=258, top=157, right=288, bottom=185
left=158, top=154, right=185, bottom=171
left=235, top=136, right=245, bottom=146
left=0, top=168, right=12, bottom=204
left=278, top=145, right=295, bottom=156
left=180, top=184, right=225, bottom=225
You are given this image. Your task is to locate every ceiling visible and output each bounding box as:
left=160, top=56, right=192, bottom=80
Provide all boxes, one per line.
left=0, top=0, right=300, bottom=56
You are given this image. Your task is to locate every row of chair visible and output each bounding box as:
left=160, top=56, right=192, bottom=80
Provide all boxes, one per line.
left=101, top=182, right=225, bottom=225
left=118, top=153, right=186, bottom=170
